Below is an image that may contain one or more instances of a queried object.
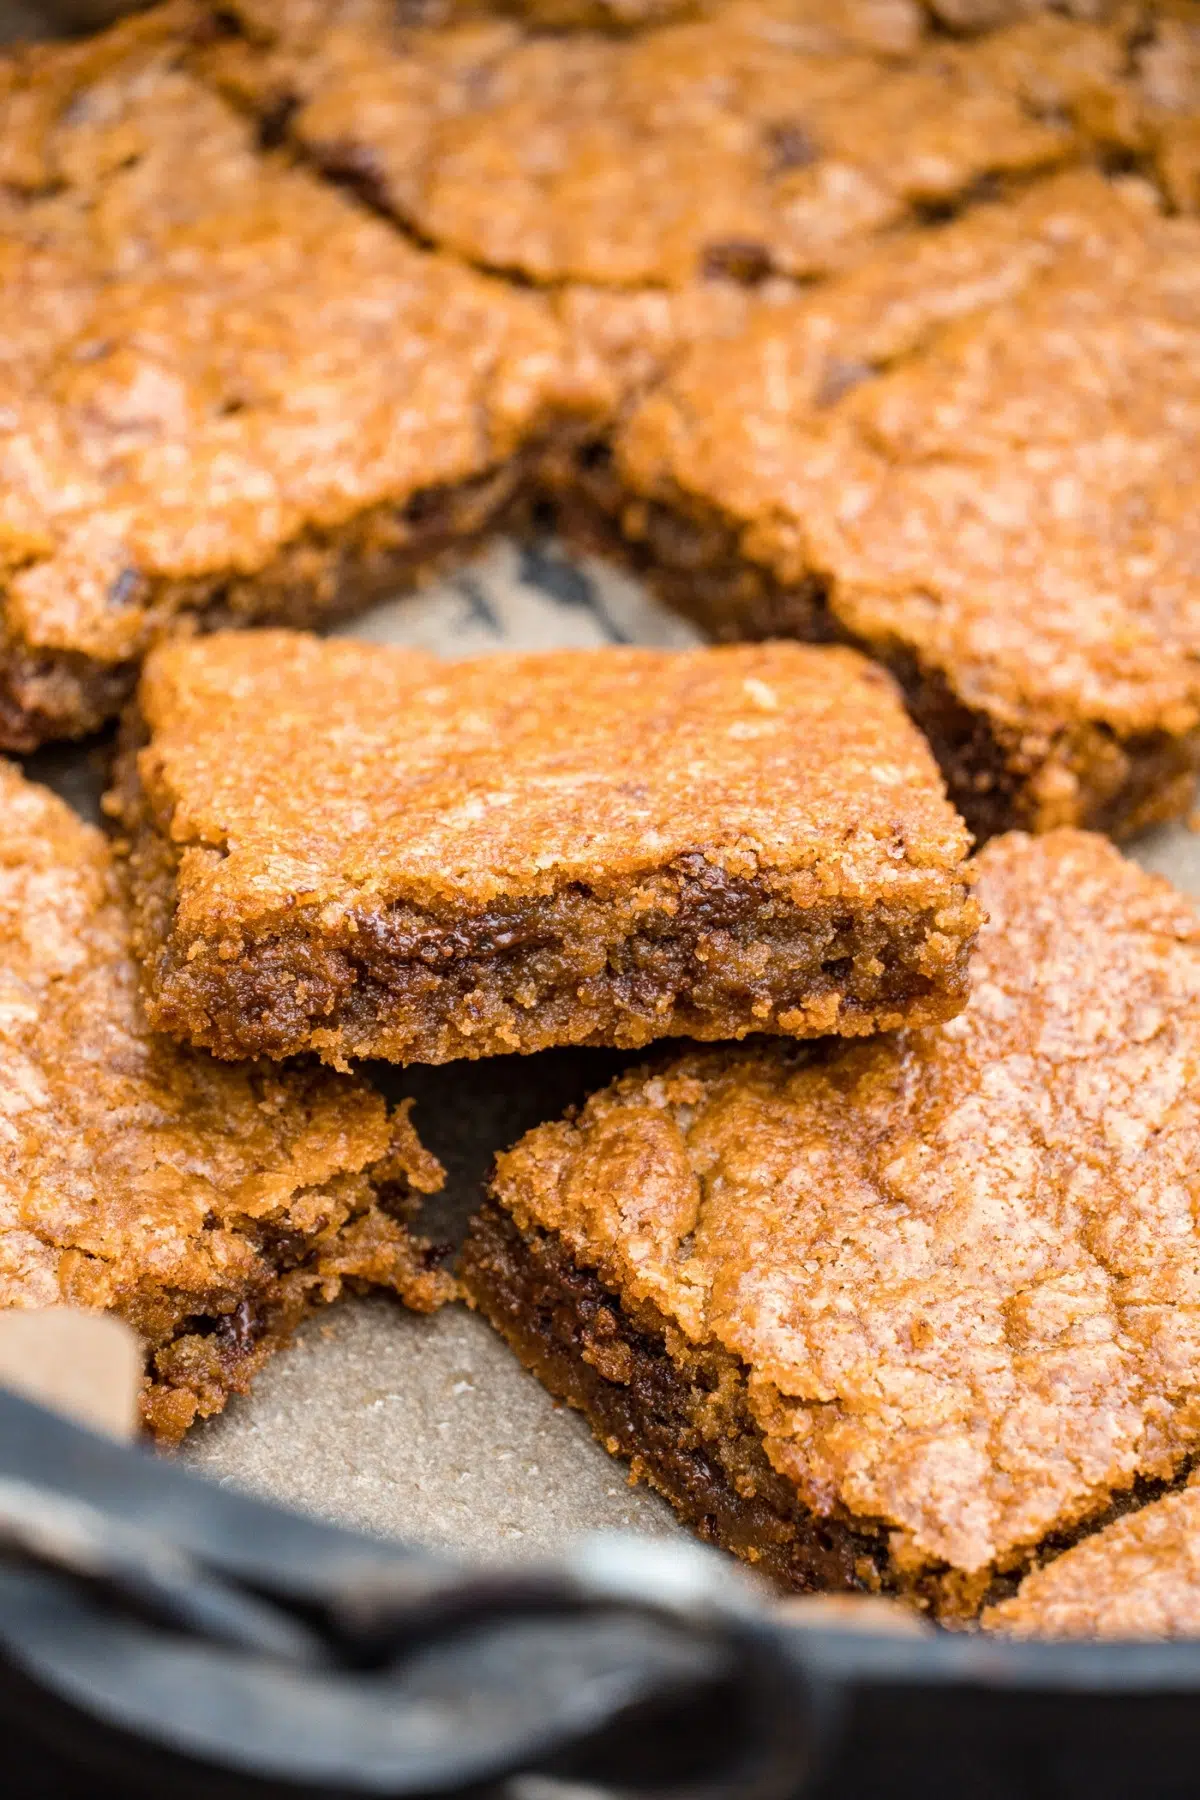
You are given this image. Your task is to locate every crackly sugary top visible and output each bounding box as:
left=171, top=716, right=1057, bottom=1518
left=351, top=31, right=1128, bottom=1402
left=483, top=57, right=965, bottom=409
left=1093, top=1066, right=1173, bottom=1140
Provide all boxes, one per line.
left=201, top=0, right=1077, bottom=289
left=445, top=0, right=926, bottom=28
left=492, top=830, right=1200, bottom=1583
left=618, top=169, right=1200, bottom=740
left=253, top=0, right=1200, bottom=250
left=983, top=1474, right=1200, bottom=1639
left=0, top=6, right=257, bottom=251
left=0, top=6, right=576, bottom=671
left=0, top=757, right=400, bottom=1312
left=131, top=631, right=972, bottom=934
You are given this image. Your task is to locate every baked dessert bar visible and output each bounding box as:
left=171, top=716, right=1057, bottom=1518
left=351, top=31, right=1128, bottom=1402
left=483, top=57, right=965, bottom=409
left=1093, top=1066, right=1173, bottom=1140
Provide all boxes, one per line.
left=10, top=0, right=1200, bottom=861
left=111, top=630, right=979, bottom=1064
left=983, top=1475, right=1200, bottom=1640
left=0, top=6, right=589, bottom=751
left=0, top=757, right=451, bottom=1443
left=201, top=0, right=1068, bottom=292
left=202, top=1, right=1200, bottom=305
left=600, top=169, right=1200, bottom=840
left=463, top=829, right=1200, bottom=1620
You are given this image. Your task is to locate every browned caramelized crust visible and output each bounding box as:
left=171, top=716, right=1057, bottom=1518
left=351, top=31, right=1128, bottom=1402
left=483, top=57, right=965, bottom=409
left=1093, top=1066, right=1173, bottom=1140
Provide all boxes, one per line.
left=462, top=1199, right=905, bottom=1594
left=184, top=0, right=1200, bottom=839
left=7, top=0, right=1200, bottom=858
left=197, top=2, right=1200, bottom=319
left=200, top=0, right=1068, bottom=292
left=0, top=758, right=452, bottom=1443
left=192, top=0, right=963, bottom=411
left=983, top=1475, right=1200, bottom=1640
left=598, top=170, right=1200, bottom=840
left=465, top=831, right=1200, bottom=1619
left=111, top=631, right=979, bottom=1064
left=0, top=7, right=595, bottom=751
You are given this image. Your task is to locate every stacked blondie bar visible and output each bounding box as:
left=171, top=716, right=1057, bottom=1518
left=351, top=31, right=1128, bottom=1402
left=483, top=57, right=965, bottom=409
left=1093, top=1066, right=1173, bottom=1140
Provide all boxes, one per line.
left=4, top=0, right=1200, bottom=1637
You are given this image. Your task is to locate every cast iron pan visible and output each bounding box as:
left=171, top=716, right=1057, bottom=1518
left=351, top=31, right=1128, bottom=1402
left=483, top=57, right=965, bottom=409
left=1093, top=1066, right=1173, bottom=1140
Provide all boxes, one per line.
left=7, top=11, right=1200, bottom=1794
left=3, top=1385, right=1200, bottom=1800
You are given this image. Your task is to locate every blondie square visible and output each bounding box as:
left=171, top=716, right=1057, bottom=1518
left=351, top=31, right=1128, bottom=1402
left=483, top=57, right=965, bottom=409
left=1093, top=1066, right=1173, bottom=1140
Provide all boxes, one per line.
left=200, top=0, right=1068, bottom=292
left=0, top=7, right=588, bottom=751
left=463, top=830, right=1200, bottom=1620
left=111, top=631, right=979, bottom=1065
left=604, top=172, right=1200, bottom=840
left=0, top=758, right=451, bottom=1444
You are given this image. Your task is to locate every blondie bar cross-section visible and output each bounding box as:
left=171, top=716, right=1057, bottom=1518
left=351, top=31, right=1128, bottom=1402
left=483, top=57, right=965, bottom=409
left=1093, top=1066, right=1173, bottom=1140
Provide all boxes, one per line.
left=464, top=830, right=1200, bottom=1620
left=112, top=631, right=979, bottom=1065
left=0, top=758, right=450, bottom=1443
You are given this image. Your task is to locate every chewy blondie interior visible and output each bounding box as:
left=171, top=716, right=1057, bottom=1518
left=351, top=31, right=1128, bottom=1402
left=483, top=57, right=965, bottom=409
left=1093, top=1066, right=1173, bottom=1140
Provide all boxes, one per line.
left=111, top=631, right=979, bottom=1063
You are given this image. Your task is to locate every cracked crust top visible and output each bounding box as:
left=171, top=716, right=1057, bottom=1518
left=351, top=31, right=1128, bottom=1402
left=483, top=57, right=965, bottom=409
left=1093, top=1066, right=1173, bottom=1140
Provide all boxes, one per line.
left=490, top=830, right=1200, bottom=1608
left=201, top=0, right=1071, bottom=291
left=0, top=5, right=586, bottom=747
left=6, top=0, right=1200, bottom=752
left=204, top=0, right=1200, bottom=250
left=123, top=630, right=975, bottom=926
left=983, top=1473, right=1200, bottom=1639
left=615, top=168, right=1200, bottom=773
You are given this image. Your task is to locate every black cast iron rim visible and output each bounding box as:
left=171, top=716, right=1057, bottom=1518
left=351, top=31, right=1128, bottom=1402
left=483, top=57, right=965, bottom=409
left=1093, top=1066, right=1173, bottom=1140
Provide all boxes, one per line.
left=3, top=1386, right=1200, bottom=1800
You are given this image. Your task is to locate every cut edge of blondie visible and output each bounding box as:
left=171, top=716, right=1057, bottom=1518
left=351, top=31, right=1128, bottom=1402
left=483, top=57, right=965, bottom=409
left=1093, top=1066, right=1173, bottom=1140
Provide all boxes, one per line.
left=0, top=455, right=541, bottom=754
left=132, top=1136, right=455, bottom=1445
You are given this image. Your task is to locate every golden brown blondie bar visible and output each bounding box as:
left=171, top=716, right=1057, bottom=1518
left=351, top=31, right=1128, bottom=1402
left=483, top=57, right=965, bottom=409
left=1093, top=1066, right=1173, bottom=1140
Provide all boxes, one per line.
left=599, top=171, right=1200, bottom=839
left=464, top=830, right=1200, bottom=1619
left=111, top=631, right=979, bottom=1064
left=0, top=757, right=451, bottom=1443
left=200, top=0, right=1067, bottom=292
left=0, top=6, right=591, bottom=751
